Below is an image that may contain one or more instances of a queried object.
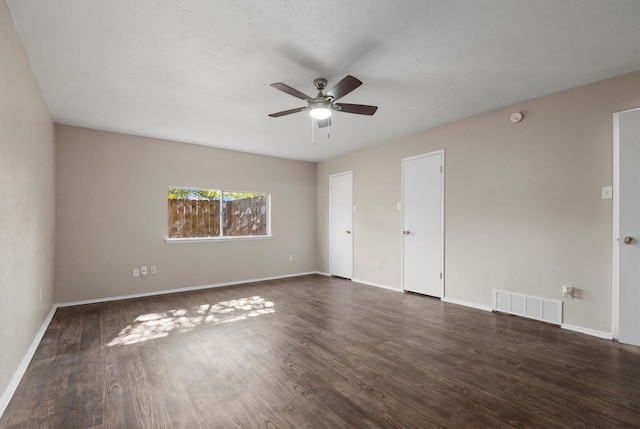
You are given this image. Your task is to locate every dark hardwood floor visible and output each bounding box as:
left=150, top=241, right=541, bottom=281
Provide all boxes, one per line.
left=1, top=275, right=638, bottom=428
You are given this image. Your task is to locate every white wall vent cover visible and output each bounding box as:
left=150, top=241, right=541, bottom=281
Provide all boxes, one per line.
left=493, top=290, right=562, bottom=325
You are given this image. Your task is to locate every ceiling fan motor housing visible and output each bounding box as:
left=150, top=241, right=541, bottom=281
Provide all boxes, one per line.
left=308, top=99, right=332, bottom=109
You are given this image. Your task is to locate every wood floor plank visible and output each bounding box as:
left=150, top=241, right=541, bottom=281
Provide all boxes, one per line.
left=1, top=275, right=638, bottom=428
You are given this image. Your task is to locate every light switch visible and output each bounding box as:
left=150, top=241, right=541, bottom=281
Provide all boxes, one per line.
left=601, top=186, right=612, bottom=200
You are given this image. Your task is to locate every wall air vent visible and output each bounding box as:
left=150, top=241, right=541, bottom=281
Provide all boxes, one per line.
left=493, top=290, right=562, bottom=325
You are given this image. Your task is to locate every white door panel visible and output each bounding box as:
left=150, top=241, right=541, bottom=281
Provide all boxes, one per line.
left=330, top=172, right=353, bottom=279
left=402, top=152, right=444, bottom=297
left=615, top=109, right=640, bottom=346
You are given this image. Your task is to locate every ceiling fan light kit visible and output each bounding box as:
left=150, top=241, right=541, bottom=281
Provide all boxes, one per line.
left=309, top=103, right=332, bottom=120
left=269, top=75, right=377, bottom=128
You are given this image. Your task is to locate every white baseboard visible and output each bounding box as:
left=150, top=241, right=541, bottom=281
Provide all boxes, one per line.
left=442, top=296, right=493, bottom=312
left=561, top=324, right=613, bottom=340
left=57, top=272, right=320, bottom=307
left=352, top=278, right=402, bottom=292
left=314, top=271, right=331, bottom=277
left=0, top=305, right=57, bottom=418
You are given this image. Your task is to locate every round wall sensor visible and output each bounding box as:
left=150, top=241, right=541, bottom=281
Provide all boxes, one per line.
left=510, top=112, right=523, bottom=123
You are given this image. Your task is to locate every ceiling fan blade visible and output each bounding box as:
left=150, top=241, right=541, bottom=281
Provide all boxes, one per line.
left=326, top=75, right=362, bottom=101
left=268, top=106, right=308, bottom=117
left=317, top=117, right=331, bottom=128
left=270, top=83, right=312, bottom=100
left=335, top=103, right=378, bottom=115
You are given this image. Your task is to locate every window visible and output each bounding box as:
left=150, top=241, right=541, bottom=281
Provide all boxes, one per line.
left=168, top=187, right=269, bottom=240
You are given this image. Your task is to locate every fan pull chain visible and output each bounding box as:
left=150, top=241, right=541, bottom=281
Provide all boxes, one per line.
left=310, top=118, right=331, bottom=143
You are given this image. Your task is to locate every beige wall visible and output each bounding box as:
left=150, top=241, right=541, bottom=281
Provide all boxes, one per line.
left=55, top=126, right=317, bottom=302
left=0, top=0, right=55, bottom=407
left=317, top=71, right=640, bottom=333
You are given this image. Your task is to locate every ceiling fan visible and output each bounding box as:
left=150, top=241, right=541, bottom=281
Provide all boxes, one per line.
left=268, top=75, right=378, bottom=128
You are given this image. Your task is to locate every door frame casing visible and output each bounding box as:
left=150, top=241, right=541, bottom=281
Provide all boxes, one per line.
left=400, top=150, right=445, bottom=297
left=329, top=171, right=354, bottom=279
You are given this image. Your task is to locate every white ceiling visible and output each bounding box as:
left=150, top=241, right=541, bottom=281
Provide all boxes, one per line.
left=7, top=1, right=640, bottom=162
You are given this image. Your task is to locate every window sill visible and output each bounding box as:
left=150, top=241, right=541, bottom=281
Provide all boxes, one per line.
left=165, top=235, right=273, bottom=244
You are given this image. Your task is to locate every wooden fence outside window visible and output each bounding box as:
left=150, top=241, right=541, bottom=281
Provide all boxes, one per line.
left=168, top=195, right=267, bottom=238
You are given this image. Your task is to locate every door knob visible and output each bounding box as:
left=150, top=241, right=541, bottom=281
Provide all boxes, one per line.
left=403, top=230, right=410, bottom=235
left=624, top=236, right=635, bottom=244
left=345, top=230, right=351, bottom=234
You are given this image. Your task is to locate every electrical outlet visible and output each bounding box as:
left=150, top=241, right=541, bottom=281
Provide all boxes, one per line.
left=141, top=266, right=148, bottom=278
left=288, top=254, right=293, bottom=262
left=133, top=268, right=140, bottom=278
left=376, top=260, right=381, bottom=269
left=150, top=265, right=157, bottom=275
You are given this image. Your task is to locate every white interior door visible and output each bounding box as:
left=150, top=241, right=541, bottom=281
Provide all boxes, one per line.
left=330, top=172, right=353, bottom=279
left=402, top=151, right=444, bottom=297
left=614, top=108, right=640, bottom=346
